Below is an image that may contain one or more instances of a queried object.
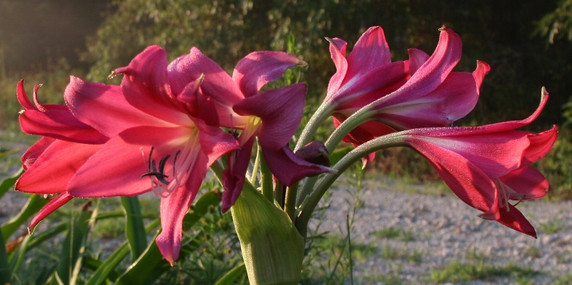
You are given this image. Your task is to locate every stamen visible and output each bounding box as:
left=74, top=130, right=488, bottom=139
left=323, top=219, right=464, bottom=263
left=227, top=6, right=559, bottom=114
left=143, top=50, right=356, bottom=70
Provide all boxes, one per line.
left=141, top=147, right=185, bottom=197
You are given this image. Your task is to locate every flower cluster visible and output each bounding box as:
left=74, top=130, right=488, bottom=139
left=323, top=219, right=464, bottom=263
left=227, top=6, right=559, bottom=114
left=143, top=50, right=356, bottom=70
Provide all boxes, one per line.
left=15, top=25, right=557, bottom=266
left=16, top=46, right=329, bottom=264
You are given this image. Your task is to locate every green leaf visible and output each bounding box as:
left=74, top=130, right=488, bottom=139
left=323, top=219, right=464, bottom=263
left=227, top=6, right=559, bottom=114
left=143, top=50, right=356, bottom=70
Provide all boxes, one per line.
left=0, top=227, right=11, bottom=284
left=115, top=191, right=221, bottom=285
left=215, top=263, right=246, bottom=285
left=86, top=219, right=160, bottom=285
left=0, top=168, right=22, bottom=200
left=1, top=194, right=48, bottom=240
left=120, top=196, right=147, bottom=261
left=55, top=201, right=93, bottom=285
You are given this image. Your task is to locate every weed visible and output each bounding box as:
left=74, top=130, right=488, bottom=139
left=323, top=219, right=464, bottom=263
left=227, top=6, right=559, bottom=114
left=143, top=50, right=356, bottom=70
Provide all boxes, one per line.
left=424, top=261, right=541, bottom=283
left=372, top=227, right=416, bottom=242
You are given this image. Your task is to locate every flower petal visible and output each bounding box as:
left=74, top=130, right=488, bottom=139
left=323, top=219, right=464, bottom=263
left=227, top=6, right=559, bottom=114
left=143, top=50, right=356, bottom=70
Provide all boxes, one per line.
left=65, top=76, right=164, bottom=137
left=18, top=80, right=107, bottom=144
left=373, top=27, right=462, bottom=108
left=156, top=152, right=208, bottom=265
left=114, top=45, right=188, bottom=125
left=222, top=137, right=255, bottom=212
left=500, top=166, right=549, bottom=200
left=233, top=51, right=303, bottom=96
left=234, top=84, right=306, bottom=149
left=263, top=146, right=331, bottom=186
left=66, top=131, right=161, bottom=197
left=346, top=26, right=391, bottom=78
left=170, top=47, right=244, bottom=127
left=497, top=205, right=537, bottom=238
left=374, top=61, right=490, bottom=129
left=326, top=37, right=349, bottom=100
left=29, top=192, right=74, bottom=230
left=16, top=140, right=102, bottom=194
left=408, top=139, right=498, bottom=214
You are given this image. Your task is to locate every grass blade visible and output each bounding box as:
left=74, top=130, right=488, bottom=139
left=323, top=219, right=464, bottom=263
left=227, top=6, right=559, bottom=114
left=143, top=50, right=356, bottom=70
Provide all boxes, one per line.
left=120, top=196, right=147, bottom=261
left=116, top=191, right=221, bottom=284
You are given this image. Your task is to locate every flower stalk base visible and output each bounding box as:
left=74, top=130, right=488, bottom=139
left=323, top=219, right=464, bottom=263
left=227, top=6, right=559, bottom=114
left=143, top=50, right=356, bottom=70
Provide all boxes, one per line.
left=231, top=184, right=305, bottom=285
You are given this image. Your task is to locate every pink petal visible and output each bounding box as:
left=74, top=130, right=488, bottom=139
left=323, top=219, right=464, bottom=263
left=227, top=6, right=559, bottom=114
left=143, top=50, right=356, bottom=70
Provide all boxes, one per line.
left=114, top=46, right=189, bottom=125
left=471, top=89, right=549, bottom=134
left=408, top=131, right=531, bottom=178
left=16, top=140, right=102, bottom=194
left=522, top=126, right=558, bottom=163
left=325, top=37, right=348, bottom=100
left=17, top=80, right=107, bottom=144
left=497, top=205, right=537, bottom=238
left=234, top=84, right=306, bottom=149
left=195, top=118, right=240, bottom=167
left=331, top=61, right=409, bottom=106
left=156, top=152, right=208, bottom=265
left=222, top=137, right=255, bottom=212
left=263, top=146, right=330, bottom=186
left=21, top=137, right=55, bottom=170
left=65, top=76, right=164, bottom=137
left=67, top=132, right=161, bottom=197
left=374, top=60, right=490, bottom=129
left=346, top=26, right=391, bottom=78
left=499, top=166, right=548, bottom=200
left=233, top=51, right=302, bottom=96
left=29, top=192, right=74, bottom=230
left=373, top=27, right=462, bottom=108
left=171, top=47, right=244, bottom=127
left=409, top=140, right=498, bottom=214
left=407, top=48, right=430, bottom=73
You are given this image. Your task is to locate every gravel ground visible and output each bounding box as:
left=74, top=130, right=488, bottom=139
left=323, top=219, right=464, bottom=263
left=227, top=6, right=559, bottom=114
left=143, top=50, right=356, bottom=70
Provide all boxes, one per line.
left=2, top=175, right=571, bottom=284
left=312, top=178, right=572, bottom=284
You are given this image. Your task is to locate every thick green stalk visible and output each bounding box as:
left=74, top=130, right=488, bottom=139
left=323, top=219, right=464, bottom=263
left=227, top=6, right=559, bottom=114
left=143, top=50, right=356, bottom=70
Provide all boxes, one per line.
left=232, top=183, right=304, bottom=285
left=295, top=102, right=336, bottom=151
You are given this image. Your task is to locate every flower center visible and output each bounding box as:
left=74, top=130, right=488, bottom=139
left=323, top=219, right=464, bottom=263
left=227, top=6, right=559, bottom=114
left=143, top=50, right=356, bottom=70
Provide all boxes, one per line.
left=141, top=146, right=183, bottom=197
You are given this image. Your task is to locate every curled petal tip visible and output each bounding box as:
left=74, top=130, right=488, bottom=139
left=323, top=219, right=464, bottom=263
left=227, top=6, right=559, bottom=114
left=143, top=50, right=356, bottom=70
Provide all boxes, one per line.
left=540, top=86, right=549, bottom=99
left=107, top=70, right=120, bottom=80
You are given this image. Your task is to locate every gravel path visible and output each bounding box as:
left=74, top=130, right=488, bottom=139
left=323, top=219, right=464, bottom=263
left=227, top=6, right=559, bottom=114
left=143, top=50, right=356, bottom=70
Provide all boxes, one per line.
left=2, top=174, right=571, bottom=284
left=312, top=178, right=572, bottom=284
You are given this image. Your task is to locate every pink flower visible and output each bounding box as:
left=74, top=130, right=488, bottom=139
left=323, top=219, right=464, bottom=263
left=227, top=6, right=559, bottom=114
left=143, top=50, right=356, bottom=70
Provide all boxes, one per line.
left=171, top=48, right=330, bottom=211
left=16, top=46, right=240, bottom=265
left=401, top=90, right=557, bottom=237
left=327, top=26, right=489, bottom=157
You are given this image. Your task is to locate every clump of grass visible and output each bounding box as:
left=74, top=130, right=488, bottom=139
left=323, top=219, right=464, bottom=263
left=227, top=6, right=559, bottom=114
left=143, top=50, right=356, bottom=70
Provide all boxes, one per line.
left=372, top=227, right=416, bottom=242
left=378, top=245, right=423, bottom=264
left=424, top=261, right=541, bottom=283
left=539, top=218, right=565, bottom=234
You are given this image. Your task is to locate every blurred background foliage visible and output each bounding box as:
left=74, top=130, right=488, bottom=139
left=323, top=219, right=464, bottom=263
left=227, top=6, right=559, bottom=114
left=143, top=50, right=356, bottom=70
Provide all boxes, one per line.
left=1, top=0, right=572, bottom=195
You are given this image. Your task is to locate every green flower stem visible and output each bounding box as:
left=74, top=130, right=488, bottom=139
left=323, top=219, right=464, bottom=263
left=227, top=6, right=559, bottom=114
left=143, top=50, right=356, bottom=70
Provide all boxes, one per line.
left=260, top=150, right=274, bottom=202
left=284, top=183, right=298, bottom=221
left=297, top=106, right=373, bottom=208
left=296, top=132, right=406, bottom=237
left=250, top=142, right=262, bottom=184
left=325, top=105, right=374, bottom=153
left=295, top=101, right=336, bottom=151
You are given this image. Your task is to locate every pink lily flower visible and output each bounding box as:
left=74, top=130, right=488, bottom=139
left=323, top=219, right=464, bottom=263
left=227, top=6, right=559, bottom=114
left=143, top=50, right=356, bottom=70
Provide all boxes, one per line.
left=401, top=90, right=557, bottom=237
left=170, top=48, right=330, bottom=211
left=16, top=46, right=240, bottom=265
left=327, top=26, right=490, bottom=158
